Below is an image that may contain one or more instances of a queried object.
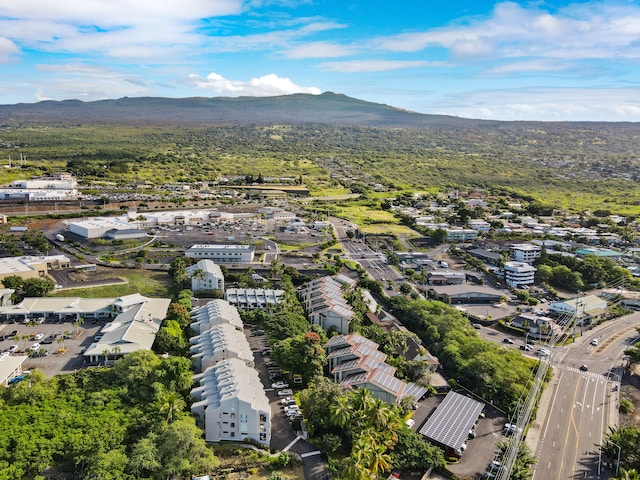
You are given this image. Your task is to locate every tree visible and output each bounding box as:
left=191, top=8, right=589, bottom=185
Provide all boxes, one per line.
left=616, top=468, right=640, bottom=480
left=1, top=275, right=23, bottom=290
left=21, top=277, right=55, bottom=297
left=157, top=417, right=220, bottom=479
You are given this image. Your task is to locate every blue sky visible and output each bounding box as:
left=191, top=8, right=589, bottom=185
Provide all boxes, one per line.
left=1, top=0, right=640, bottom=121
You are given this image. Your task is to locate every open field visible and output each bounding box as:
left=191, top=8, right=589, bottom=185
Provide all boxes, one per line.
left=50, top=268, right=172, bottom=298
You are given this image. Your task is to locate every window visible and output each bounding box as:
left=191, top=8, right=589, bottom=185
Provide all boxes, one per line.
left=259, top=414, right=267, bottom=423
left=260, top=433, right=267, bottom=441
left=230, top=432, right=235, bottom=437
left=230, top=422, right=235, bottom=428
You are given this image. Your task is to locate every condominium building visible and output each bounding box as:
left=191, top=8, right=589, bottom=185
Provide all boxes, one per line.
left=191, top=358, right=270, bottom=445
left=185, top=244, right=255, bottom=263
left=510, top=243, right=541, bottom=264
left=503, top=261, right=537, bottom=288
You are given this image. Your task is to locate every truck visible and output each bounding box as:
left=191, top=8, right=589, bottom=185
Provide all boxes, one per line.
left=55, top=233, right=65, bottom=242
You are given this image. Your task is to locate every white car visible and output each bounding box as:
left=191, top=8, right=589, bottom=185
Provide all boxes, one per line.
left=590, top=339, right=599, bottom=346
left=405, top=418, right=415, bottom=428
left=30, top=343, right=41, bottom=351
left=280, top=396, right=294, bottom=405
left=271, top=381, right=289, bottom=389
left=277, top=389, right=293, bottom=397
left=8, top=344, right=18, bottom=353
left=34, top=333, right=44, bottom=340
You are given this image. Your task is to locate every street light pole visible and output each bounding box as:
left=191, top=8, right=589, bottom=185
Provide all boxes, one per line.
left=611, top=441, right=621, bottom=476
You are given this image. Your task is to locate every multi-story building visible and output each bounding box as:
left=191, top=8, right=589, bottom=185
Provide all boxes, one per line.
left=190, top=323, right=254, bottom=372
left=186, top=259, right=225, bottom=293
left=185, top=244, right=255, bottom=263
left=191, top=358, right=270, bottom=445
left=224, top=288, right=285, bottom=310
left=298, top=274, right=356, bottom=334
left=445, top=228, right=478, bottom=242
left=325, top=333, right=427, bottom=406
left=503, top=261, right=537, bottom=288
left=190, top=299, right=243, bottom=335
left=510, top=243, right=541, bottom=264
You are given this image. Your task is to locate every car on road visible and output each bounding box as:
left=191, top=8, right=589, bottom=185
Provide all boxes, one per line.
left=590, top=339, right=599, bottom=346
left=536, top=348, right=550, bottom=357
left=472, top=323, right=482, bottom=329
left=502, top=338, right=514, bottom=344
left=579, top=364, right=589, bottom=371
left=520, top=344, right=533, bottom=351
left=271, top=381, right=289, bottom=389
left=277, top=389, right=293, bottom=396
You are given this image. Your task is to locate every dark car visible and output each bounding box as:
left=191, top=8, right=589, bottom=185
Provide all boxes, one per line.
left=579, top=364, right=589, bottom=371
left=503, top=338, right=514, bottom=344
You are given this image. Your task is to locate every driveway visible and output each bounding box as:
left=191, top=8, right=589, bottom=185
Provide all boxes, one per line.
left=245, top=327, right=329, bottom=480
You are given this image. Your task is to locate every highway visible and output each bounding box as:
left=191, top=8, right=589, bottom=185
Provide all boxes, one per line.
left=531, top=313, right=639, bottom=480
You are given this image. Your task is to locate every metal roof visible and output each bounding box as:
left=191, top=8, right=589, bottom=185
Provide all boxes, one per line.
left=418, top=392, right=484, bottom=451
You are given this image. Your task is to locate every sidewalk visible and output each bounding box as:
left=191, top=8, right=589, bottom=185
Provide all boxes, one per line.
left=525, top=366, right=558, bottom=455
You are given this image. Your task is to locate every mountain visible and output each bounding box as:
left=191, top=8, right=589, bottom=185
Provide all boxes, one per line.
left=0, top=92, right=480, bottom=127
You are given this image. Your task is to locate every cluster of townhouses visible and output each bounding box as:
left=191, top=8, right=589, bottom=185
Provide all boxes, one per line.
left=189, top=299, right=271, bottom=445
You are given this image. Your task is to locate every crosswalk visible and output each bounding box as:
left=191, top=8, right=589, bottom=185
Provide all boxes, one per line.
left=559, top=365, right=608, bottom=380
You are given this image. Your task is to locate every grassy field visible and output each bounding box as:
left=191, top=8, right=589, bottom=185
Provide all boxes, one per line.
left=359, top=224, right=422, bottom=237
left=50, top=269, right=172, bottom=298
left=332, top=204, right=399, bottom=226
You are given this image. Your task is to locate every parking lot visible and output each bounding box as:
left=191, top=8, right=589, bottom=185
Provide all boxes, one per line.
left=0, top=317, right=106, bottom=376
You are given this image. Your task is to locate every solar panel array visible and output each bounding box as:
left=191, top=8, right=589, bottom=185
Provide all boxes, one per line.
left=418, top=392, right=484, bottom=451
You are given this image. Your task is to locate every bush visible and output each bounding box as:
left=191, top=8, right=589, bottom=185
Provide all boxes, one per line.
left=620, top=398, right=634, bottom=414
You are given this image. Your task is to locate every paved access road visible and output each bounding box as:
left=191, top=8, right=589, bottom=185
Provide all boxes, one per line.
left=532, top=313, right=639, bottom=480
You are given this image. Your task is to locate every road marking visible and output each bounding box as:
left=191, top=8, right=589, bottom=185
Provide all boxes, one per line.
left=557, top=376, right=582, bottom=480
left=592, top=323, right=640, bottom=356
left=301, top=451, right=322, bottom=458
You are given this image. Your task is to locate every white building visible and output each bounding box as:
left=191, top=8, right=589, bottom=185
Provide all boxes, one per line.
left=0, top=354, right=28, bottom=386
left=298, top=274, right=356, bottom=334
left=185, top=244, right=255, bottom=263
left=11, top=173, right=77, bottom=190
left=190, top=323, right=254, bottom=372
left=191, top=358, right=271, bottom=445
left=548, top=295, right=608, bottom=324
left=186, top=260, right=224, bottom=293
left=445, top=228, right=479, bottom=242
left=190, top=299, right=243, bottom=335
left=510, top=243, right=541, bottom=264
left=503, top=261, right=537, bottom=288
left=224, top=288, right=285, bottom=310
left=468, top=219, right=491, bottom=232
left=69, top=217, right=140, bottom=239
left=0, top=254, right=71, bottom=283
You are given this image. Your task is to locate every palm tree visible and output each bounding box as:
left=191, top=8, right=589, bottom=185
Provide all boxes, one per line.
left=72, top=317, right=84, bottom=336
left=330, top=395, right=351, bottom=429
left=159, top=391, right=185, bottom=424
left=616, top=468, right=640, bottom=480
left=111, top=346, right=121, bottom=358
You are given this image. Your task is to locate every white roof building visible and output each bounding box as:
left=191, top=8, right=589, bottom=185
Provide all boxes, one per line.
left=191, top=358, right=271, bottom=445
left=185, top=244, right=255, bottom=263
left=503, top=261, right=537, bottom=288
left=69, top=217, right=141, bottom=239
left=0, top=255, right=71, bottom=282
left=186, top=260, right=225, bottom=293
left=298, top=274, right=357, bottom=334
left=190, top=323, right=254, bottom=372
left=510, top=243, right=542, bottom=264
left=190, top=299, right=243, bottom=335
left=0, top=354, right=28, bottom=386
left=224, top=288, right=285, bottom=310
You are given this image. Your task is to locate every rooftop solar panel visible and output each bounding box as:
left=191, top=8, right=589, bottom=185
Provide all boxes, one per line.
left=418, top=392, right=484, bottom=451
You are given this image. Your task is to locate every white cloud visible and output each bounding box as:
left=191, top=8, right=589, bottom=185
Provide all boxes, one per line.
left=186, top=72, right=321, bottom=96
left=372, top=1, right=640, bottom=64
left=0, top=37, right=20, bottom=62
left=428, top=87, right=640, bottom=121
left=319, top=60, right=441, bottom=73
left=31, top=63, right=152, bottom=101
left=286, top=42, right=352, bottom=59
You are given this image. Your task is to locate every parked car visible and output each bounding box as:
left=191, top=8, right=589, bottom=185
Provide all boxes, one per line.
left=271, top=381, right=289, bottom=389
left=277, top=389, right=294, bottom=397
left=405, top=418, right=415, bottom=428
left=33, top=333, right=44, bottom=341
left=30, top=343, right=41, bottom=351
left=280, top=396, right=294, bottom=405
left=8, top=344, right=18, bottom=352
